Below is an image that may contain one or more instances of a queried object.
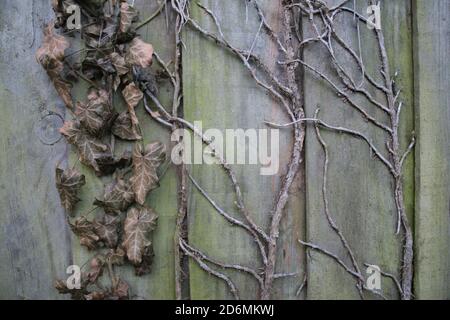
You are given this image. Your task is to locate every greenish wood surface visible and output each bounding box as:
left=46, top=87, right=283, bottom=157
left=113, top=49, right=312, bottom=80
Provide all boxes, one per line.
left=70, top=0, right=178, bottom=300
left=183, top=0, right=306, bottom=300
left=0, top=0, right=177, bottom=299
left=413, top=0, right=450, bottom=300
left=303, top=0, right=414, bottom=299
left=0, top=0, right=449, bottom=300
left=0, top=0, right=72, bottom=300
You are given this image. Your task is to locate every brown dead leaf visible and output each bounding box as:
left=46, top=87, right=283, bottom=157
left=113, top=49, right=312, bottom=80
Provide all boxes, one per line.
left=122, top=206, right=158, bottom=266
left=122, top=82, right=143, bottom=110
left=130, top=142, right=166, bottom=205
left=127, top=37, right=154, bottom=68
left=119, top=2, right=137, bottom=34
left=134, top=246, right=154, bottom=276
left=55, top=167, right=85, bottom=215
left=36, top=23, right=73, bottom=108
left=110, top=52, right=129, bottom=76
left=107, top=248, right=126, bottom=266
left=60, top=120, right=111, bottom=173
left=122, top=82, right=143, bottom=138
left=112, top=277, right=129, bottom=300
left=55, top=279, right=89, bottom=300
left=112, top=111, right=142, bottom=141
left=94, top=214, right=120, bottom=248
left=75, top=88, right=114, bottom=136
left=70, top=216, right=100, bottom=250
left=94, top=177, right=135, bottom=215
left=85, top=255, right=105, bottom=283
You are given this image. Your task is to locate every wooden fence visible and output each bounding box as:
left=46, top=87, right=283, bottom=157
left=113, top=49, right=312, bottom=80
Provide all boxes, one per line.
left=0, top=0, right=448, bottom=299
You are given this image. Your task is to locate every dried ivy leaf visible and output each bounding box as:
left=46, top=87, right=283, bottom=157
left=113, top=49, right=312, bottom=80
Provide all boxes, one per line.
left=77, top=0, right=107, bottom=16
left=122, top=82, right=143, bottom=139
left=119, top=2, right=137, bottom=34
left=60, top=120, right=111, bottom=173
left=55, top=167, right=85, bottom=215
left=75, top=88, right=114, bottom=136
left=85, top=255, right=105, bottom=283
left=55, top=279, right=88, bottom=300
left=94, top=214, right=120, bottom=248
left=84, top=291, right=107, bottom=300
left=110, top=52, right=129, bottom=76
left=127, top=37, right=154, bottom=68
left=36, top=23, right=73, bottom=108
left=97, top=57, right=116, bottom=74
left=112, top=111, right=142, bottom=141
left=112, top=277, right=129, bottom=300
left=134, top=246, right=154, bottom=276
left=130, top=142, right=166, bottom=205
left=122, top=206, right=158, bottom=266
left=122, top=82, right=143, bottom=109
left=70, top=216, right=100, bottom=250
left=107, top=248, right=126, bottom=266
left=96, top=151, right=132, bottom=176
left=94, top=177, right=135, bottom=215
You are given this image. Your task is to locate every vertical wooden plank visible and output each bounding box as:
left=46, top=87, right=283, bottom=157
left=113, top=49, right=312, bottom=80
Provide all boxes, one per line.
left=0, top=0, right=72, bottom=299
left=183, top=0, right=306, bottom=299
left=413, top=0, right=450, bottom=300
left=68, top=0, right=178, bottom=299
left=303, top=0, right=414, bottom=299
left=0, top=0, right=177, bottom=299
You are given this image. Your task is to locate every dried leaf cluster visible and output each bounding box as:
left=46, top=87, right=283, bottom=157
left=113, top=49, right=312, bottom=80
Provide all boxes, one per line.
left=38, top=0, right=166, bottom=300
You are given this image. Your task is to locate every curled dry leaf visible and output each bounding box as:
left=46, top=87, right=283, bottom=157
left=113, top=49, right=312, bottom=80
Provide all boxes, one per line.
left=110, top=52, right=129, bottom=76
left=94, top=177, right=134, bottom=215
left=130, top=142, right=166, bottom=205
left=36, top=23, right=73, bottom=108
left=107, top=247, right=126, bottom=266
left=55, top=279, right=89, bottom=300
left=112, top=277, right=129, bottom=300
left=85, top=255, right=105, bottom=283
left=70, top=216, right=100, bottom=250
left=122, top=82, right=143, bottom=110
left=95, top=151, right=132, bottom=176
left=55, top=167, right=85, bottom=215
left=119, top=2, right=137, bottom=34
left=75, top=88, right=115, bottom=136
left=126, top=37, right=154, bottom=68
left=122, top=82, right=143, bottom=139
left=60, top=120, right=111, bottom=173
left=94, top=214, right=120, bottom=248
left=112, top=111, right=142, bottom=141
left=122, top=206, right=158, bottom=266
left=134, top=246, right=154, bottom=276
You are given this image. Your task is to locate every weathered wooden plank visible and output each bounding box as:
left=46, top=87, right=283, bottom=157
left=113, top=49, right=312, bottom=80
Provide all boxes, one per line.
left=183, top=0, right=306, bottom=299
left=413, top=0, right=450, bottom=300
left=0, top=0, right=177, bottom=299
left=303, top=0, right=414, bottom=299
left=0, top=0, right=72, bottom=299
left=68, top=0, right=178, bottom=299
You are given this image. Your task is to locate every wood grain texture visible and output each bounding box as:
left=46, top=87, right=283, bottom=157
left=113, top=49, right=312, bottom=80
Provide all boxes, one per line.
left=0, top=0, right=449, bottom=300
left=303, top=0, right=414, bottom=299
left=69, top=0, right=178, bottom=299
left=182, top=0, right=306, bottom=299
left=413, top=0, right=450, bottom=300
left=0, top=0, right=71, bottom=299
left=0, top=0, right=177, bottom=299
